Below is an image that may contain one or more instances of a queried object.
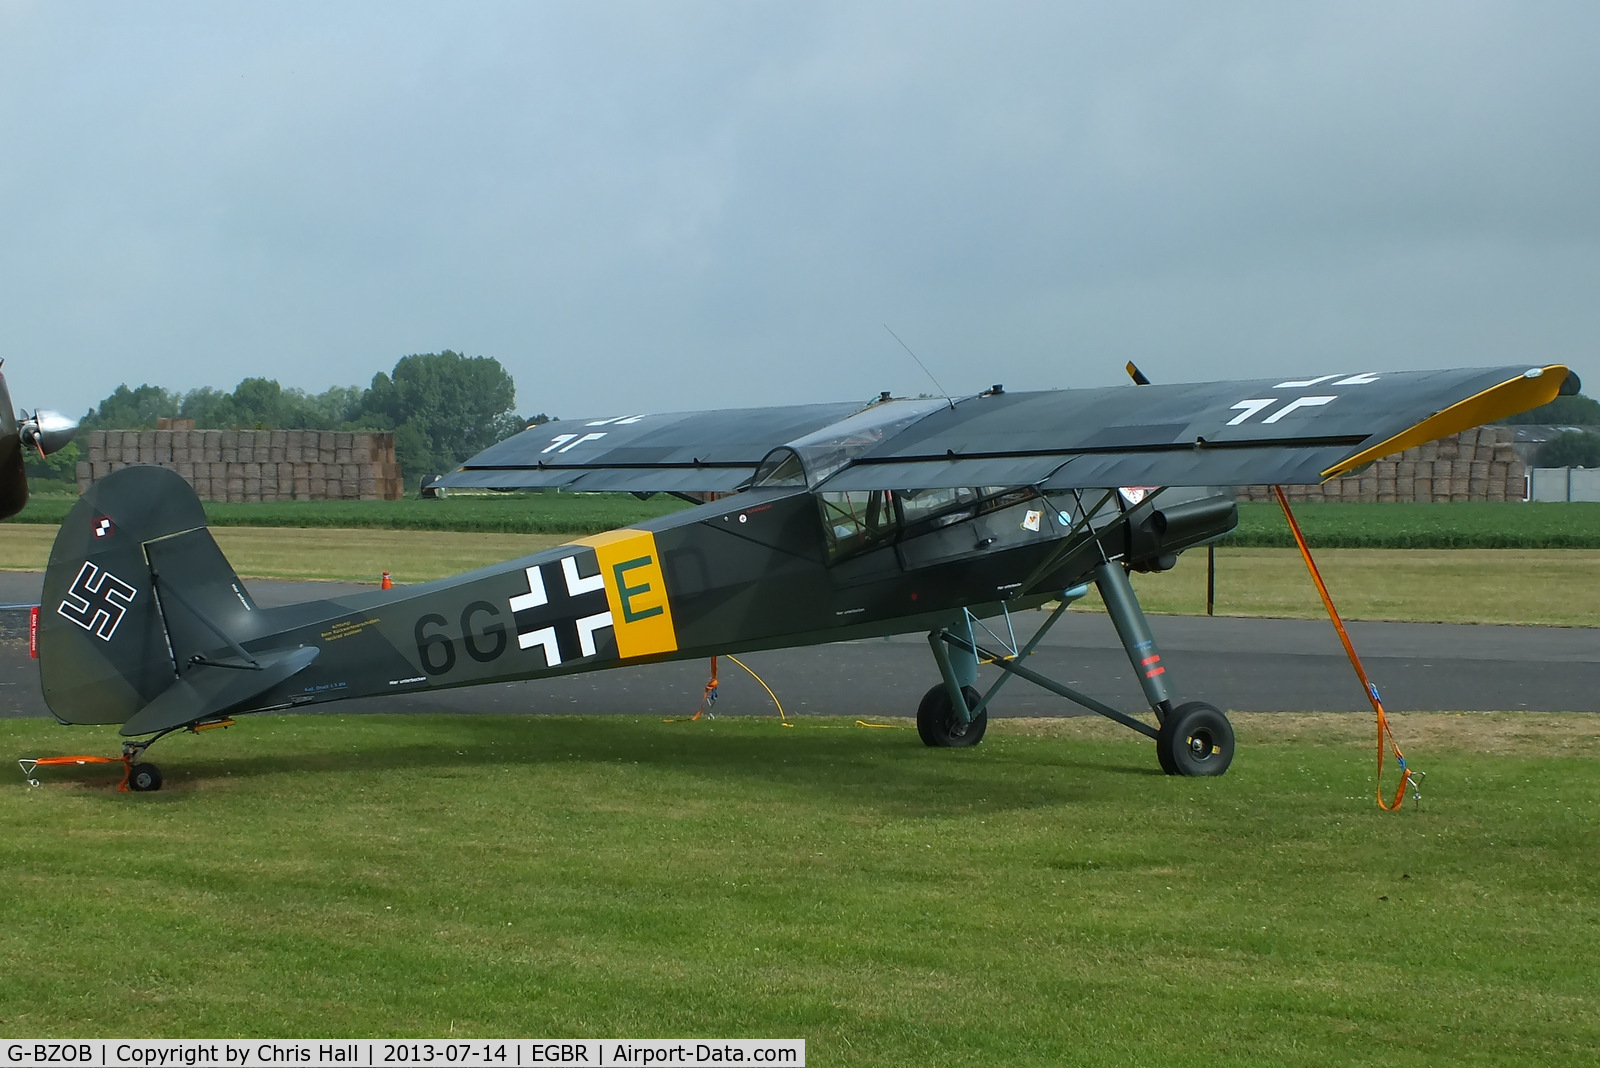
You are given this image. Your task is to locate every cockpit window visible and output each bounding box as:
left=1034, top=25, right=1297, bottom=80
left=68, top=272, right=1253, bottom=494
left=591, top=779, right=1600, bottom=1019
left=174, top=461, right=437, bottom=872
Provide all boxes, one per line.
left=818, top=490, right=898, bottom=561
left=752, top=447, right=806, bottom=487
left=897, top=486, right=979, bottom=529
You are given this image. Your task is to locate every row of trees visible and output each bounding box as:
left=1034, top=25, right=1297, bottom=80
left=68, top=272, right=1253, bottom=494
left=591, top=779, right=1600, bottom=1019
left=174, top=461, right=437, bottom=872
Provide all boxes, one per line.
left=1497, top=393, right=1600, bottom=428
left=53, top=352, right=546, bottom=485
left=1498, top=393, right=1600, bottom=468
left=1538, top=430, right=1600, bottom=468
left=82, top=380, right=366, bottom=433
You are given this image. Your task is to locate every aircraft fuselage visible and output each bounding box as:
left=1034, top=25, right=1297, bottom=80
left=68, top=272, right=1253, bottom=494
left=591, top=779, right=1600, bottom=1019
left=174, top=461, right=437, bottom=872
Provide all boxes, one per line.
left=187, top=486, right=1230, bottom=720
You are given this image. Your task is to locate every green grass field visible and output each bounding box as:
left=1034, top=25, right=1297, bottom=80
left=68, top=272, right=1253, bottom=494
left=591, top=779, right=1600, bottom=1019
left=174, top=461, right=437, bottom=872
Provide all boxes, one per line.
left=5, top=525, right=1599, bottom=625
left=2, top=713, right=1597, bottom=1063
left=1115, top=547, right=1600, bottom=627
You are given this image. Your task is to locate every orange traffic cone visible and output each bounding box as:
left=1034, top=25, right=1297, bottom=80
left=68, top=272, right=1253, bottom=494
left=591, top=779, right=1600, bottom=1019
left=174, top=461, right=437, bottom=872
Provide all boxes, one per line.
left=381, top=571, right=393, bottom=590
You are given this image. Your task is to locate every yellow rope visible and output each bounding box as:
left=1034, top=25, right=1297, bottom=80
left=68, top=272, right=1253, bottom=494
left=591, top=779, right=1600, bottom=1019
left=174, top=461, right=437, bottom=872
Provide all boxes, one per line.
left=667, top=655, right=905, bottom=731
left=724, top=654, right=792, bottom=726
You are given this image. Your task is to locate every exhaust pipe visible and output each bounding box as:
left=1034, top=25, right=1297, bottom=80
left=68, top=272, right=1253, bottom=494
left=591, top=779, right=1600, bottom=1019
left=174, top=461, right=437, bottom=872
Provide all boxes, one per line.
left=1126, top=489, right=1238, bottom=572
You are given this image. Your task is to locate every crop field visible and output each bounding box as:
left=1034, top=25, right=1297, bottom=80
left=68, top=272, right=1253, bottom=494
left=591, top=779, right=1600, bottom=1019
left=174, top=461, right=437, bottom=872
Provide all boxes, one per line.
left=1225, top=500, right=1600, bottom=549
left=2, top=713, right=1597, bottom=1063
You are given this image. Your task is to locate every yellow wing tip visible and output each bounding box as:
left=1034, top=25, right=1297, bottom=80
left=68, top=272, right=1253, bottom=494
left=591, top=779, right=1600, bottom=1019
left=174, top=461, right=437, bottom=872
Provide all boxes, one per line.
left=1321, top=364, right=1572, bottom=480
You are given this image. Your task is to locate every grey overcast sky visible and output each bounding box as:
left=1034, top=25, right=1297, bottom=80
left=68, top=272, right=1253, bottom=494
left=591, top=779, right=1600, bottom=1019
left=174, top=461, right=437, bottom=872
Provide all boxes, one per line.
left=3, top=1, right=1597, bottom=422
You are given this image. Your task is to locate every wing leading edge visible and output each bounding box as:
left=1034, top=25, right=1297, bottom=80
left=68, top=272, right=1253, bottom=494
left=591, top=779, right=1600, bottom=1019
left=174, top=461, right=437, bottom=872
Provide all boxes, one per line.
left=441, top=401, right=865, bottom=494
left=440, top=365, right=1576, bottom=495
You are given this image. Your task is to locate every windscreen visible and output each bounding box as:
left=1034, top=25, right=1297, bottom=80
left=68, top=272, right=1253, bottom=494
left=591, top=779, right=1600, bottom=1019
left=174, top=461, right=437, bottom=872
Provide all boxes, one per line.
left=754, top=398, right=950, bottom=489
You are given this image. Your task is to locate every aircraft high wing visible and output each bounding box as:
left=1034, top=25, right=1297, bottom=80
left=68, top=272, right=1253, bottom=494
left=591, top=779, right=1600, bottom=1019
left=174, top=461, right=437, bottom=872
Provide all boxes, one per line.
left=25, top=363, right=1577, bottom=791
left=442, top=365, right=1577, bottom=496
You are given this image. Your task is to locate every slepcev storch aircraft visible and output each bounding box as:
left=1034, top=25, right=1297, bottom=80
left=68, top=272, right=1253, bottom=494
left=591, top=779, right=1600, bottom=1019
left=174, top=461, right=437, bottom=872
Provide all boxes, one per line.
left=21, top=363, right=1579, bottom=791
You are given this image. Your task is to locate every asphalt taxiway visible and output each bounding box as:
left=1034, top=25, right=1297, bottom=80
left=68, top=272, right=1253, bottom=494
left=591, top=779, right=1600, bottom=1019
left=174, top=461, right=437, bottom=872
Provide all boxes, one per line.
left=3, top=572, right=1597, bottom=721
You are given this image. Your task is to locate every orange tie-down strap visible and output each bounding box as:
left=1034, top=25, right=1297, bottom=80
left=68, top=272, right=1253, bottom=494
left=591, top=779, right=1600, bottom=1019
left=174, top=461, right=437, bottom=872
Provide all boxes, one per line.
left=19, top=755, right=132, bottom=792
left=695, top=655, right=721, bottom=720
left=1273, top=486, right=1416, bottom=811
left=669, top=655, right=794, bottom=726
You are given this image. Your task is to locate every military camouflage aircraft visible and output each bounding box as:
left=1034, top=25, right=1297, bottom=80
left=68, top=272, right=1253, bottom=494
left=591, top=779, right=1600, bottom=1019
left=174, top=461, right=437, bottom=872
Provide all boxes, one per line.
left=26, top=363, right=1577, bottom=790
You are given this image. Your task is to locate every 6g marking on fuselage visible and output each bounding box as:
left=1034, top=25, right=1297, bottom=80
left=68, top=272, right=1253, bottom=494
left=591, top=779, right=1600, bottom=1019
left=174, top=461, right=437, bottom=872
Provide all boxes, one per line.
left=409, top=533, right=679, bottom=683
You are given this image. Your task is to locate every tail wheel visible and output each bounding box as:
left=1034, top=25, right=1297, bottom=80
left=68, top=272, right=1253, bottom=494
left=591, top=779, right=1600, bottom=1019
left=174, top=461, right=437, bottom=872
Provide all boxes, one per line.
left=128, top=763, right=163, bottom=792
left=917, top=684, right=988, bottom=748
left=1156, top=702, right=1234, bottom=777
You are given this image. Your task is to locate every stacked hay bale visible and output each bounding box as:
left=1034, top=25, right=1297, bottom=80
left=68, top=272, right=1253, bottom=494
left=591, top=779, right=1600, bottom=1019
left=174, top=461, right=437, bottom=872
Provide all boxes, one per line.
left=72, top=426, right=1521, bottom=505
left=76, top=430, right=404, bottom=501
left=1238, top=426, right=1524, bottom=503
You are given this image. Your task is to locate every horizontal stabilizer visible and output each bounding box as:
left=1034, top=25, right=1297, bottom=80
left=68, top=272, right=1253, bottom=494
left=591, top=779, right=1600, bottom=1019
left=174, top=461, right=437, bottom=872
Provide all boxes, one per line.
left=120, top=646, right=319, bottom=737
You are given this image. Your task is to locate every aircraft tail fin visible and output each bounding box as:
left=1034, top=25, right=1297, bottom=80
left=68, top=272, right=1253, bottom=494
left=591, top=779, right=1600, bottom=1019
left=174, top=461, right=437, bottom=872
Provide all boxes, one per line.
left=38, top=465, right=314, bottom=734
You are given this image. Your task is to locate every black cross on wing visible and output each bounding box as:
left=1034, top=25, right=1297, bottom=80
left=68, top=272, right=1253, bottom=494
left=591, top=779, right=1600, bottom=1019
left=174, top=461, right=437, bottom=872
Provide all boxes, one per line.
left=507, top=551, right=615, bottom=667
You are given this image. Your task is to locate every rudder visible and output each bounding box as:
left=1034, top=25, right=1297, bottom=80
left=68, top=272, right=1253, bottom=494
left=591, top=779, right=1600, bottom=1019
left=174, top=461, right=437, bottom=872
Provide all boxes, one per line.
left=38, top=466, right=261, bottom=728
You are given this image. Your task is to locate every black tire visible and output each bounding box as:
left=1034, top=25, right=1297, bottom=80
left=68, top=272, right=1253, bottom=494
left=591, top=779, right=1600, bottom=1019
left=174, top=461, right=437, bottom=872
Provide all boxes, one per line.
left=1155, top=721, right=1179, bottom=776
left=1156, top=702, right=1234, bottom=777
left=916, top=684, right=988, bottom=748
left=128, top=763, right=163, bottom=792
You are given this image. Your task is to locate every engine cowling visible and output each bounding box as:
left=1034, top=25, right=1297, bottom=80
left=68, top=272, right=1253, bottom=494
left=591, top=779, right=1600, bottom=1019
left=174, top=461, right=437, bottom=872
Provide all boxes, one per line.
left=1125, top=488, right=1239, bottom=572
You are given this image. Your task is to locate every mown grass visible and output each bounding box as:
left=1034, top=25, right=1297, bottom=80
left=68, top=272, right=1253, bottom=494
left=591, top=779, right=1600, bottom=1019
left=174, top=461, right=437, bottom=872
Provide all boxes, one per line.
left=1116, top=548, right=1600, bottom=627
left=6, top=529, right=1597, bottom=626
left=1, top=713, right=1596, bottom=1063
left=4, top=491, right=691, bottom=534
left=0, top=526, right=574, bottom=585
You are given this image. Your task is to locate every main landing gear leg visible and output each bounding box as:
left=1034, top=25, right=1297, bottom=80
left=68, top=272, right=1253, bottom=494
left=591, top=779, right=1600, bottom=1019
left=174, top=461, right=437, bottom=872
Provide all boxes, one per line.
left=919, top=572, right=1235, bottom=776
left=1093, top=562, right=1233, bottom=776
left=921, top=629, right=985, bottom=747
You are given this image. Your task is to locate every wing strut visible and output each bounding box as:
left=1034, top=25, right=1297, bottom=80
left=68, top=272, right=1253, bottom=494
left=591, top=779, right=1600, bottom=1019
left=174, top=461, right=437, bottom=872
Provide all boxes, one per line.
left=934, top=593, right=1161, bottom=741
left=1273, top=486, right=1420, bottom=811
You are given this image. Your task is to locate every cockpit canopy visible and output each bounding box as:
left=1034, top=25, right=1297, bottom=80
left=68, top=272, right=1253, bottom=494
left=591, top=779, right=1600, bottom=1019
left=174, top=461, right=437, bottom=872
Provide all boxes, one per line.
left=752, top=398, right=949, bottom=491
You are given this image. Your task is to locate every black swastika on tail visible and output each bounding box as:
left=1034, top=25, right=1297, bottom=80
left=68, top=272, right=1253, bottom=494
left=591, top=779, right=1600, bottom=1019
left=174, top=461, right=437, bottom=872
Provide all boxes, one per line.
left=58, top=561, right=138, bottom=641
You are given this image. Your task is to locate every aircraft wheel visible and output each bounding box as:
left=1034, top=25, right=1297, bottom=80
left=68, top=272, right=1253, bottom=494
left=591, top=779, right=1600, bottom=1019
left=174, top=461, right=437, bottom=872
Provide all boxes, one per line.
left=1155, top=730, right=1178, bottom=776
left=1156, top=702, right=1234, bottom=777
left=916, top=684, right=987, bottom=748
left=128, top=763, right=163, bottom=792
